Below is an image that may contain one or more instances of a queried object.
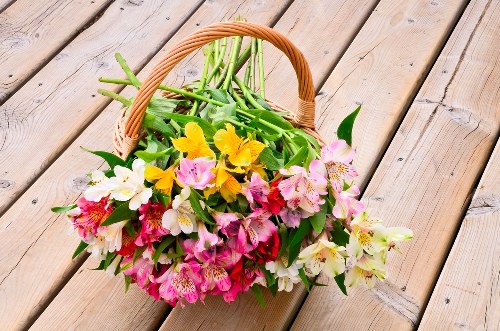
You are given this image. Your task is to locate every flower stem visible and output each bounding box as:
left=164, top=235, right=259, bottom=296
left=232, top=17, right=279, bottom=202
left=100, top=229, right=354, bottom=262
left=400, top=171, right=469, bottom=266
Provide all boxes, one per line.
left=189, top=42, right=214, bottom=116
left=233, top=75, right=264, bottom=110
left=250, top=38, right=257, bottom=91
left=257, top=39, right=265, bottom=98
left=207, top=38, right=227, bottom=84
left=115, top=52, right=141, bottom=88
left=222, top=36, right=242, bottom=91
left=97, top=88, right=131, bottom=106
left=229, top=86, right=248, bottom=110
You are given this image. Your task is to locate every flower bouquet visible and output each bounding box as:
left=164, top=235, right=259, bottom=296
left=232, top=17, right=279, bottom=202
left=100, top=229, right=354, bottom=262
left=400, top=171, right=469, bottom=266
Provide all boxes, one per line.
left=53, top=22, right=412, bottom=307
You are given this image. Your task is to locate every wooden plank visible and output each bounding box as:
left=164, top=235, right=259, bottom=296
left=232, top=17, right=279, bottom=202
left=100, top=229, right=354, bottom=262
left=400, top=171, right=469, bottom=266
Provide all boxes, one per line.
left=0, top=1, right=204, bottom=329
left=419, top=142, right=500, bottom=330
left=0, top=0, right=14, bottom=13
left=22, top=1, right=293, bottom=330
left=292, top=0, right=500, bottom=329
left=0, top=0, right=204, bottom=214
left=0, top=0, right=112, bottom=102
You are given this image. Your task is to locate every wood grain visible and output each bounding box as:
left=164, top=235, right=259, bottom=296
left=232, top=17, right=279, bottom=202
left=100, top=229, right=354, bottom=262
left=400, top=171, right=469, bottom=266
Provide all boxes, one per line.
left=13, top=1, right=293, bottom=330
left=0, top=0, right=203, bottom=214
left=0, top=0, right=14, bottom=13
left=0, top=0, right=112, bottom=102
left=0, top=0, right=203, bottom=329
left=292, top=0, right=500, bottom=329
left=419, top=142, right=500, bottom=330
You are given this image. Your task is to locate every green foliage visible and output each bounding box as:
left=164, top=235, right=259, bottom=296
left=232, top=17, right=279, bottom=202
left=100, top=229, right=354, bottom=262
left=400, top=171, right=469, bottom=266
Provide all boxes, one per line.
left=309, top=202, right=327, bottom=234
left=72, top=240, right=89, bottom=259
left=81, top=147, right=126, bottom=168
left=51, top=204, right=77, bottom=213
left=100, top=202, right=136, bottom=226
left=337, top=105, right=361, bottom=146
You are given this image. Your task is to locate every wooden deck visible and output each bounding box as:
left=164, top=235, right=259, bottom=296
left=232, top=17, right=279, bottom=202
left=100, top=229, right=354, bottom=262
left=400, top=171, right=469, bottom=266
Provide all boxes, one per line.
left=0, top=0, right=498, bottom=330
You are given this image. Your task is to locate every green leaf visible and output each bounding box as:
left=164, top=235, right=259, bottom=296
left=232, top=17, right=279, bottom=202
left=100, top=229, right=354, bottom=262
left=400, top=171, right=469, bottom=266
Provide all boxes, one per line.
left=161, top=112, right=216, bottom=137
left=208, top=88, right=230, bottom=103
left=156, top=192, right=171, bottom=208
left=337, top=105, right=361, bottom=146
left=81, top=148, right=126, bottom=168
left=287, top=220, right=312, bottom=267
left=124, top=221, right=136, bottom=238
left=331, top=225, right=350, bottom=247
left=251, top=284, right=266, bottom=308
left=101, top=202, right=137, bottom=226
left=103, top=252, right=117, bottom=270
left=51, top=204, right=77, bottom=213
left=309, top=202, right=327, bottom=234
left=147, top=96, right=178, bottom=114
left=244, top=108, right=294, bottom=131
left=135, top=147, right=174, bottom=163
left=259, top=147, right=284, bottom=170
left=142, top=113, right=175, bottom=137
left=290, top=129, right=321, bottom=151
left=209, top=103, right=237, bottom=124
left=277, top=226, right=288, bottom=258
left=152, top=236, right=176, bottom=265
left=334, top=273, right=348, bottom=295
left=284, top=146, right=308, bottom=168
left=72, top=240, right=89, bottom=259
left=124, top=275, right=132, bottom=293
left=298, top=268, right=311, bottom=291
left=189, top=189, right=215, bottom=225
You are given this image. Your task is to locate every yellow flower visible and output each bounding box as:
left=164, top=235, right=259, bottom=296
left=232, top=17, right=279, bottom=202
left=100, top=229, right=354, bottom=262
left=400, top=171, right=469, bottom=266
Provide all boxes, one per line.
left=171, top=122, right=215, bottom=159
left=204, top=160, right=242, bottom=202
left=213, top=123, right=265, bottom=167
left=245, top=161, right=268, bottom=180
left=144, top=165, right=176, bottom=195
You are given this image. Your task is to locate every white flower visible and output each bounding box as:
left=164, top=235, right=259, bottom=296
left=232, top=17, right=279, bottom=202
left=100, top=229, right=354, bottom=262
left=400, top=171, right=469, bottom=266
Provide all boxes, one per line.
left=83, top=170, right=110, bottom=202
left=106, top=159, right=153, bottom=210
left=86, top=221, right=127, bottom=260
left=162, top=187, right=198, bottom=235
left=105, top=255, right=121, bottom=276
left=142, top=246, right=173, bottom=265
left=298, top=239, right=346, bottom=277
left=265, top=256, right=303, bottom=292
left=345, top=254, right=386, bottom=289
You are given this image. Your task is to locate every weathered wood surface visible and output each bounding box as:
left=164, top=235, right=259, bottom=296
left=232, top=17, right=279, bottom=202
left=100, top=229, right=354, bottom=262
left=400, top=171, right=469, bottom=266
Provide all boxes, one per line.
left=0, top=0, right=204, bottom=214
left=0, top=0, right=203, bottom=329
left=0, top=0, right=13, bottom=13
left=419, top=141, right=500, bottom=330
left=158, top=0, right=473, bottom=330
left=292, top=0, right=500, bottom=329
left=0, top=0, right=112, bottom=103
left=25, top=1, right=294, bottom=330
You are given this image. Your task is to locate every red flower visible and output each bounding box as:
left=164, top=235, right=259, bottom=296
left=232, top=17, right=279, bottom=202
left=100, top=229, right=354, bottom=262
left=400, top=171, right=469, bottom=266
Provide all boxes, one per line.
left=116, top=227, right=138, bottom=257
left=261, top=177, right=285, bottom=214
left=251, top=230, right=280, bottom=264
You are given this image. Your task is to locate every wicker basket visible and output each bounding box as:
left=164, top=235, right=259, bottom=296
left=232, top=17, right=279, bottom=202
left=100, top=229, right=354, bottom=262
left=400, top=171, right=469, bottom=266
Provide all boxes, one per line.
left=113, top=21, right=324, bottom=159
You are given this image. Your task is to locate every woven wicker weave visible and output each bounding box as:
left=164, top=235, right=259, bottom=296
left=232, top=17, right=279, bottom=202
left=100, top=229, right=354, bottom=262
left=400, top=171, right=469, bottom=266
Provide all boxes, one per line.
left=113, top=21, right=322, bottom=159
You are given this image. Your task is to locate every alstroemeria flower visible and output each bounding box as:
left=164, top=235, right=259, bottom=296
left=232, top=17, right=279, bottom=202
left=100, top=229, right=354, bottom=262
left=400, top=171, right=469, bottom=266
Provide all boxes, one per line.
left=71, top=196, right=113, bottom=240
left=200, top=263, right=232, bottom=293
left=195, top=221, right=220, bottom=252
left=265, top=256, right=303, bottom=292
left=156, top=261, right=203, bottom=306
left=242, top=172, right=270, bottom=208
left=176, top=157, right=216, bottom=190
left=135, top=202, right=170, bottom=246
left=228, top=208, right=276, bottom=254
left=85, top=221, right=126, bottom=261
left=320, top=140, right=358, bottom=192
left=332, top=184, right=365, bottom=224
left=204, top=160, right=241, bottom=202
left=83, top=170, right=111, bottom=202
left=144, top=165, right=176, bottom=195
left=223, top=258, right=262, bottom=303
left=278, top=160, right=328, bottom=215
left=122, top=256, right=163, bottom=300
left=212, top=211, right=239, bottom=232
left=162, top=187, right=198, bottom=235
left=213, top=123, right=265, bottom=167
left=278, top=207, right=304, bottom=228
left=106, top=159, right=153, bottom=210
left=345, top=254, right=386, bottom=289
left=171, top=122, right=216, bottom=159
left=298, top=239, right=346, bottom=277
left=261, top=177, right=285, bottom=214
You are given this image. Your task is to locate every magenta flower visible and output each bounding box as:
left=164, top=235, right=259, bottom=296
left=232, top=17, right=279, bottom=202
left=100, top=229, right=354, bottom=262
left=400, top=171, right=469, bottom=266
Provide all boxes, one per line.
left=320, top=140, right=358, bottom=192
left=242, top=172, right=270, bottom=209
left=72, top=196, right=113, bottom=241
left=175, top=157, right=216, bottom=190
left=278, top=160, right=328, bottom=215
left=212, top=211, right=239, bottom=232
left=201, top=263, right=232, bottom=293
left=228, top=208, right=276, bottom=254
left=135, top=202, right=170, bottom=246
left=156, top=261, right=203, bottom=306
left=279, top=208, right=304, bottom=228
left=122, top=256, right=163, bottom=300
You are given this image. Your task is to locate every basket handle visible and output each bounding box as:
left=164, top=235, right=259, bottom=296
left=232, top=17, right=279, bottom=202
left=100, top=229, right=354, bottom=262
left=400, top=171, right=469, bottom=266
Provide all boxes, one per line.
left=115, top=21, right=316, bottom=158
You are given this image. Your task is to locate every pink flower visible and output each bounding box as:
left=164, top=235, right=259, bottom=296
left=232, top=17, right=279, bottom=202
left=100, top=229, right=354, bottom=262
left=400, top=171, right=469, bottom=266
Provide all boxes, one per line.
left=278, top=161, right=328, bottom=215
left=223, top=259, right=265, bottom=303
left=279, top=208, right=304, bottom=228
left=156, top=261, right=203, bottom=306
left=228, top=209, right=277, bottom=254
left=201, top=263, right=232, bottom=292
left=332, top=185, right=365, bottom=225
left=320, top=140, right=358, bottom=192
left=212, top=211, right=239, bottom=232
left=122, top=257, right=163, bottom=300
left=175, top=157, right=216, bottom=190
left=195, top=222, right=220, bottom=252
left=135, top=202, right=170, bottom=246
left=72, top=196, right=113, bottom=241
left=242, top=173, right=270, bottom=208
